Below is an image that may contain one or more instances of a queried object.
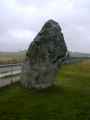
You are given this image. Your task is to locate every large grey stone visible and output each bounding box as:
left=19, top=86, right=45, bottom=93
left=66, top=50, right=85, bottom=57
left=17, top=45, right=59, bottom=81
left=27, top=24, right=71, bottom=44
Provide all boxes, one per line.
left=21, top=19, right=68, bottom=89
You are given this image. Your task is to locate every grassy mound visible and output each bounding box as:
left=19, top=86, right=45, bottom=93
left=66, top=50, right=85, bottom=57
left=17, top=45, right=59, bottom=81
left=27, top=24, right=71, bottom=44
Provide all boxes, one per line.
left=0, top=60, right=90, bottom=120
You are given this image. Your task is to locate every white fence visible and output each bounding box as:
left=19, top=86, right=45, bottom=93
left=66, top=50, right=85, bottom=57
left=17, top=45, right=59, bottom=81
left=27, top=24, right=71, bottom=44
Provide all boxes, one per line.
left=0, top=64, right=22, bottom=88
left=0, top=64, right=22, bottom=78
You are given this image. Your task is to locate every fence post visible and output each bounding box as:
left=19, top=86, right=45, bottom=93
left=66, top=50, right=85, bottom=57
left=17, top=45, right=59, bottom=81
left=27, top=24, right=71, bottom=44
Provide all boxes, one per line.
left=11, top=65, right=13, bottom=84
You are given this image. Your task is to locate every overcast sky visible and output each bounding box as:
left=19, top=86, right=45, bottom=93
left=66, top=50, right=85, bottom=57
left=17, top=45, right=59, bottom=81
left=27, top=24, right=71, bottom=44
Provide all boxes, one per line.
left=0, top=0, right=90, bottom=53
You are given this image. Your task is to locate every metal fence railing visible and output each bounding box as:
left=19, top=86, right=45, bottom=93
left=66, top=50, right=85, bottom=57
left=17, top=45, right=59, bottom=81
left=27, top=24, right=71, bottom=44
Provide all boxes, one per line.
left=0, top=63, right=22, bottom=78
left=0, top=63, right=23, bottom=88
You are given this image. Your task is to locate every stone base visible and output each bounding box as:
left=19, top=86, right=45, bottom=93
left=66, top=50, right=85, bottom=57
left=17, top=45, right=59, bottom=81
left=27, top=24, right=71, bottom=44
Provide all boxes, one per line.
left=21, top=81, right=54, bottom=89
left=21, top=61, right=57, bottom=89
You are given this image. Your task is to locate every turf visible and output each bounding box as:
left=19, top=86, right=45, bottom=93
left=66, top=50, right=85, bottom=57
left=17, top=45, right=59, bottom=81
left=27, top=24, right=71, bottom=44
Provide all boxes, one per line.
left=0, top=60, right=90, bottom=120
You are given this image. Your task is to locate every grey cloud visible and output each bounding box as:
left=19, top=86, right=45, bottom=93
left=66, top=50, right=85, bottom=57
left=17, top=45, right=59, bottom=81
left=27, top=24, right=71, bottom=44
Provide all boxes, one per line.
left=16, top=0, right=52, bottom=8
left=73, top=0, right=90, bottom=9
left=0, top=0, right=90, bottom=53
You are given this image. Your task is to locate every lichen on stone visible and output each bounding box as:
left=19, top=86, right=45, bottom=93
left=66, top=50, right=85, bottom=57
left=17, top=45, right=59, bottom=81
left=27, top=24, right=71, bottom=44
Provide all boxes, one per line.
left=21, top=19, right=68, bottom=89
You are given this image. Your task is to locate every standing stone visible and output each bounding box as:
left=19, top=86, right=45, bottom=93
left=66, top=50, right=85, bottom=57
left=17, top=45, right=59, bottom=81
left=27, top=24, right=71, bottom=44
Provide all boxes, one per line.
left=21, top=20, right=68, bottom=89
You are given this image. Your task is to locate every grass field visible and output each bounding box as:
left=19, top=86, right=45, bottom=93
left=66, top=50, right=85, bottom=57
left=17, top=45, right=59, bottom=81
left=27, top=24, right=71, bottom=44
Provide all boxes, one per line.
left=0, top=51, right=26, bottom=64
left=0, top=60, right=90, bottom=120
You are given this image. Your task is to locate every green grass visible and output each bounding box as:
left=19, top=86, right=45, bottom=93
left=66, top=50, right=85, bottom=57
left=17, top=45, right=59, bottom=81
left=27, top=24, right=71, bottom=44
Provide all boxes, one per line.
left=0, top=60, right=90, bottom=120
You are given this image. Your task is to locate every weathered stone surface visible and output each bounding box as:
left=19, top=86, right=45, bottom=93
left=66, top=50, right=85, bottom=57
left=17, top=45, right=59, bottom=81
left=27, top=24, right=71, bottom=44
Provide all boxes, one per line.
left=21, top=19, right=68, bottom=89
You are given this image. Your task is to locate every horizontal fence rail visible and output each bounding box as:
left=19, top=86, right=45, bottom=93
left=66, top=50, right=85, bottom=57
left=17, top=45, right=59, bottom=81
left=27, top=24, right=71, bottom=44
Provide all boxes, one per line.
left=0, top=63, right=23, bottom=78
left=0, top=63, right=23, bottom=88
